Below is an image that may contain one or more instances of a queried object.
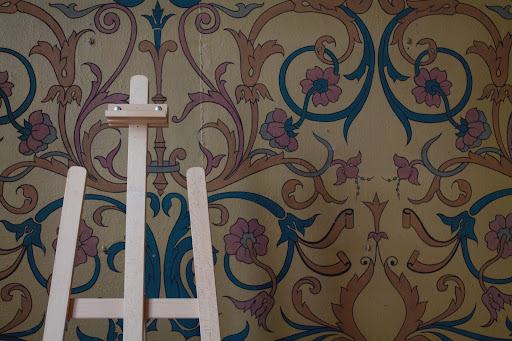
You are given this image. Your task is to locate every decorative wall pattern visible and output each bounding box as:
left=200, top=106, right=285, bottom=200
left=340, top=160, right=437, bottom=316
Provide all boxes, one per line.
left=1, top=0, right=512, bottom=340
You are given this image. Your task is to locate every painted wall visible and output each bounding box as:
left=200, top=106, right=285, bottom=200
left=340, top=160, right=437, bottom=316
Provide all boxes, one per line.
left=1, top=0, right=512, bottom=340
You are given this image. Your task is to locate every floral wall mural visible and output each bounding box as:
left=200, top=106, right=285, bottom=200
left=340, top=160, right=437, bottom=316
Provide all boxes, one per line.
left=0, top=0, right=512, bottom=340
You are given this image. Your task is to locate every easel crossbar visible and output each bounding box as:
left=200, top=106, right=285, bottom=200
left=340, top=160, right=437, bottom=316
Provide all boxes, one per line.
left=71, top=298, right=199, bottom=319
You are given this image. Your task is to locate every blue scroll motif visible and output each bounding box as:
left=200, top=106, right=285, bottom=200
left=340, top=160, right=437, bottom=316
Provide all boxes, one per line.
left=278, top=5, right=375, bottom=140
left=378, top=8, right=473, bottom=143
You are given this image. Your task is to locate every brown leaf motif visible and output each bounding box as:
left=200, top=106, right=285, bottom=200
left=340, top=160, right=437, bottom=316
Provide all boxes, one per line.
left=228, top=29, right=283, bottom=102
left=0, top=0, right=20, bottom=14
left=30, top=30, right=91, bottom=87
left=479, top=84, right=512, bottom=104
left=291, top=0, right=346, bottom=11
left=384, top=262, right=427, bottom=340
left=467, top=33, right=512, bottom=87
left=406, top=0, right=458, bottom=14
left=332, top=260, right=374, bottom=340
left=42, top=84, right=82, bottom=105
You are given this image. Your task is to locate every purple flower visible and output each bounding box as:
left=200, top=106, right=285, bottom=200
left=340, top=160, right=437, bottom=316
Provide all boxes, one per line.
left=227, top=291, right=275, bottom=331
left=300, top=66, right=342, bottom=107
left=18, top=110, right=57, bottom=155
left=455, top=108, right=491, bottom=152
left=412, top=67, right=452, bottom=107
left=481, top=286, right=512, bottom=327
left=0, top=71, right=14, bottom=108
left=52, top=220, right=99, bottom=267
left=224, top=218, right=269, bottom=264
left=260, top=108, right=298, bottom=152
left=485, top=214, right=512, bottom=258
left=332, top=152, right=361, bottom=185
left=393, top=154, right=420, bottom=185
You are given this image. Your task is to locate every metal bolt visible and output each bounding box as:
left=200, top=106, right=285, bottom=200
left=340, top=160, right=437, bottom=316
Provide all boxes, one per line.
left=113, top=106, right=122, bottom=111
left=154, top=106, right=162, bottom=111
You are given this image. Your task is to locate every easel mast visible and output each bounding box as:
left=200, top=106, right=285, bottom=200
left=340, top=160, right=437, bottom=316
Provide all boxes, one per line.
left=123, top=75, right=151, bottom=341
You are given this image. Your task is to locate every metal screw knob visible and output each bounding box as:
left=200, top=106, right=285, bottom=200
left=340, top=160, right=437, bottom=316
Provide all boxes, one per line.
left=113, top=106, right=122, bottom=111
left=154, top=106, right=162, bottom=111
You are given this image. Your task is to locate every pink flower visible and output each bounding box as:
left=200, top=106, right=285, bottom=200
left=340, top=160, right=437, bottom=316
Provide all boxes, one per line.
left=52, top=220, right=99, bottom=267
left=227, top=291, right=275, bottom=331
left=224, top=218, right=269, bottom=264
left=260, top=108, right=298, bottom=152
left=332, top=152, right=361, bottom=185
left=0, top=71, right=14, bottom=108
left=18, top=110, right=57, bottom=155
left=412, top=67, right=452, bottom=107
left=455, top=108, right=491, bottom=152
left=300, top=66, right=342, bottom=107
left=481, top=286, right=512, bottom=327
left=485, top=214, right=512, bottom=258
left=393, top=154, right=420, bottom=185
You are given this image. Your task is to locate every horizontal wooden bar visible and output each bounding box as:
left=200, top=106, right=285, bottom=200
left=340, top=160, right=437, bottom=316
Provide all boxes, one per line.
left=106, top=104, right=168, bottom=115
left=71, top=298, right=122, bottom=319
left=146, top=299, right=199, bottom=319
left=105, top=104, right=168, bottom=127
left=70, top=298, right=199, bottom=319
left=105, top=118, right=168, bottom=127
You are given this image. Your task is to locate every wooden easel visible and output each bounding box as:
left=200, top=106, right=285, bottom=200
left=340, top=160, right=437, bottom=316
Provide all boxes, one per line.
left=43, top=75, right=220, bottom=341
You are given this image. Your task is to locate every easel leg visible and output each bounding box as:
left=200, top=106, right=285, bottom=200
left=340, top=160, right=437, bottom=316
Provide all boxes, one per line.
left=43, top=167, right=87, bottom=341
left=187, top=168, right=221, bottom=341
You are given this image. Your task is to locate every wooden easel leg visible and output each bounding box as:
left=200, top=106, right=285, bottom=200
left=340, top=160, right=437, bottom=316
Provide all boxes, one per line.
left=43, top=166, right=87, bottom=341
left=187, top=167, right=221, bottom=341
